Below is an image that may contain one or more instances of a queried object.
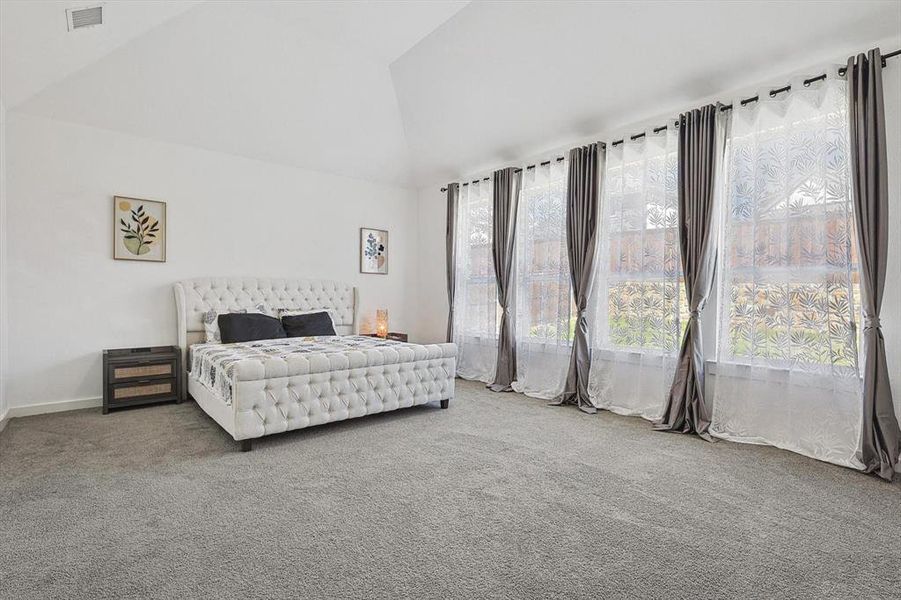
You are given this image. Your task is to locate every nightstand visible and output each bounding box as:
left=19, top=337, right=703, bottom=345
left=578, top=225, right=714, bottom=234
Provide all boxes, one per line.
left=103, top=346, right=183, bottom=414
left=363, top=332, right=409, bottom=342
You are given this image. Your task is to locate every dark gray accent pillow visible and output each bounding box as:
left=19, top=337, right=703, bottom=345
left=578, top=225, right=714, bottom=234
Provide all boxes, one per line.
left=218, top=313, right=287, bottom=344
left=281, top=311, right=337, bottom=337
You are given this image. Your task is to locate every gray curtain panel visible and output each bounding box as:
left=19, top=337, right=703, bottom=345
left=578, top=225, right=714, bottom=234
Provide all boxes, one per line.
left=488, top=167, right=522, bottom=392
left=656, top=104, right=721, bottom=438
left=847, top=48, right=900, bottom=481
left=552, top=143, right=604, bottom=414
left=445, top=183, right=460, bottom=343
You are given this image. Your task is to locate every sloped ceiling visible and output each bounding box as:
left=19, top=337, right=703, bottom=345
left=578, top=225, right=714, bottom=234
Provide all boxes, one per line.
left=0, top=0, right=203, bottom=109
left=391, top=0, right=901, bottom=185
left=4, top=1, right=900, bottom=188
left=5, top=0, right=468, bottom=186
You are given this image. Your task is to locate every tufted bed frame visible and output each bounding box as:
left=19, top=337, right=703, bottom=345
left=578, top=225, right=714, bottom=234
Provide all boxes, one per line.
left=174, top=278, right=456, bottom=451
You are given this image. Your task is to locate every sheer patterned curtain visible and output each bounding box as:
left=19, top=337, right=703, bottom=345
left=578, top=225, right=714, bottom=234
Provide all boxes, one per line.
left=587, top=127, right=685, bottom=419
left=711, top=69, right=863, bottom=468
left=512, top=158, right=573, bottom=398
left=453, top=179, right=498, bottom=382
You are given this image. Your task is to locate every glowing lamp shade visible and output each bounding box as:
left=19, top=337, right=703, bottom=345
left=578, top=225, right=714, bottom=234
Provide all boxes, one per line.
left=376, top=309, right=389, bottom=338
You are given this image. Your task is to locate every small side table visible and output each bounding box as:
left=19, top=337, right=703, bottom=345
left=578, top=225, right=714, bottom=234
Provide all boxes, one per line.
left=103, top=346, right=183, bottom=414
left=363, top=332, right=409, bottom=342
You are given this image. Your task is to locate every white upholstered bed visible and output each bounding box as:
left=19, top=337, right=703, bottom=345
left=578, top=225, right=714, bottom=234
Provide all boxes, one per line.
left=174, top=277, right=456, bottom=450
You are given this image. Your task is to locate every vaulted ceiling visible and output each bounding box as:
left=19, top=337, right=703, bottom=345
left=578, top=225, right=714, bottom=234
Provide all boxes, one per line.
left=3, top=1, right=900, bottom=188
left=391, top=0, right=901, bottom=185
left=0, top=0, right=468, bottom=186
left=0, top=0, right=203, bottom=108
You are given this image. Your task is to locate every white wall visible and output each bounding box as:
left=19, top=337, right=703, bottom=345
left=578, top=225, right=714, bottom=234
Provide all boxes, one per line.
left=416, top=183, right=450, bottom=344
left=0, top=100, right=8, bottom=426
left=5, top=112, right=419, bottom=411
left=415, top=59, right=901, bottom=426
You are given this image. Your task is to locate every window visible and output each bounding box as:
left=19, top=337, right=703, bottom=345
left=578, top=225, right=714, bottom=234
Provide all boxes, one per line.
left=716, top=80, right=859, bottom=372
left=595, top=129, right=685, bottom=353
left=513, top=158, right=573, bottom=398
left=710, top=73, right=863, bottom=468
left=587, top=129, right=685, bottom=419
left=453, top=179, right=498, bottom=382
left=516, top=159, right=573, bottom=343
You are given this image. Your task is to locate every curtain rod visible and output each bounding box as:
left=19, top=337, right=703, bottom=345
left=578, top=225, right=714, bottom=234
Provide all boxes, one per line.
left=720, top=47, right=901, bottom=112
left=449, top=157, right=566, bottom=190
left=610, top=48, right=901, bottom=147
left=515, top=156, right=565, bottom=174
left=441, top=47, right=900, bottom=192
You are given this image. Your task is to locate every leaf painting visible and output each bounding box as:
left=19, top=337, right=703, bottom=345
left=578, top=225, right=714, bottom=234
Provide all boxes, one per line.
left=115, top=197, right=165, bottom=261
left=119, top=204, right=159, bottom=255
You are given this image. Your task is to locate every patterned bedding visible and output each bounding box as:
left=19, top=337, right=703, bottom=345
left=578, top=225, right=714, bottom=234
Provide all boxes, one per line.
left=190, top=335, right=405, bottom=405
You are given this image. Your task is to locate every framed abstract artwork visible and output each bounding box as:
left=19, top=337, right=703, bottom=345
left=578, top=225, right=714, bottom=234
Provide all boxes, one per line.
left=114, top=196, right=166, bottom=262
left=360, top=227, right=388, bottom=274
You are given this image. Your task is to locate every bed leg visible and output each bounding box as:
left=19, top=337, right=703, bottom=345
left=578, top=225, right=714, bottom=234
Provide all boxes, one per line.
left=440, top=399, right=449, bottom=409
left=240, top=439, right=253, bottom=452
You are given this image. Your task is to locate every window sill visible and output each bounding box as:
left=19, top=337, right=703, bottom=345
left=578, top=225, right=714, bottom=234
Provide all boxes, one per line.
left=458, top=336, right=574, bottom=353
left=519, top=340, right=573, bottom=354
left=456, top=334, right=498, bottom=346
left=587, top=351, right=860, bottom=389
left=593, top=347, right=677, bottom=364
left=706, top=359, right=862, bottom=389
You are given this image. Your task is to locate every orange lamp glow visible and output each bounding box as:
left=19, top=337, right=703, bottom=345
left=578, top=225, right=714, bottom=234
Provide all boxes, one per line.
left=376, top=309, right=389, bottom=338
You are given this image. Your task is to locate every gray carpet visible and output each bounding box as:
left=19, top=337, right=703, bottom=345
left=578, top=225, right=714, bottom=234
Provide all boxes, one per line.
left=1, top=379, right=899, bottom=600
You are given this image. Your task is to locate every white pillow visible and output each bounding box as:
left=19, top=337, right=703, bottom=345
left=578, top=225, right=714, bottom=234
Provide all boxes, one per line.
left=277, top=308, right=336, bottom=329
left=202, top=304, right=269, bottom=343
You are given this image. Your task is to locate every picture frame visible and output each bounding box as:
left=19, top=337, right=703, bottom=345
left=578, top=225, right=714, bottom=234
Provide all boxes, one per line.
left=360, top=227, right=388, bottom=274
left=113, top=196, right=167, bottom=262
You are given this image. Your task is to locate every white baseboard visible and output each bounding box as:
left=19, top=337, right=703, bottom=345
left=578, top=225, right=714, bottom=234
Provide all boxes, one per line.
left=7, top=396, right=102, bottom=419
left=0, top=410, right=8, bottom=434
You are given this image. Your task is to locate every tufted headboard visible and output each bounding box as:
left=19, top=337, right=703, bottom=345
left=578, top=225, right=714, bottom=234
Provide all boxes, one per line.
left=173, top=277, right=359, bottom=367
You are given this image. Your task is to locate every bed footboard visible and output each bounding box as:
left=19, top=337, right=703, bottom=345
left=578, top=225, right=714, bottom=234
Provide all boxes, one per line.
left=232, top=353, right=456, bottom=442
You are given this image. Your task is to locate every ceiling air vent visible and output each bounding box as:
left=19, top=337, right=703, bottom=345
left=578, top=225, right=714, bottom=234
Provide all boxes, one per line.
left=66, top=5, right=103, bottom=31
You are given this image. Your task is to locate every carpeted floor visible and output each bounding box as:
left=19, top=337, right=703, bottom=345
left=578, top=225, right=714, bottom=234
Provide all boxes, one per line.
left=1, top=379, right=899, bottom=600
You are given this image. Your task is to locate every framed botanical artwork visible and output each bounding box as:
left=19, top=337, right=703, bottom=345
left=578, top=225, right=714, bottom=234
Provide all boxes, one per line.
left=114, top=196, right=166, bottom=262
left=360, top=227, right=388, bottom=274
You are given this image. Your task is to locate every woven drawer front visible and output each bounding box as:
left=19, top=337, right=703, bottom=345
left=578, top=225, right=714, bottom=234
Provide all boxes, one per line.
left=113, top=362, right=173, bottom=380
left=113, top=381, right=173, bottom=400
